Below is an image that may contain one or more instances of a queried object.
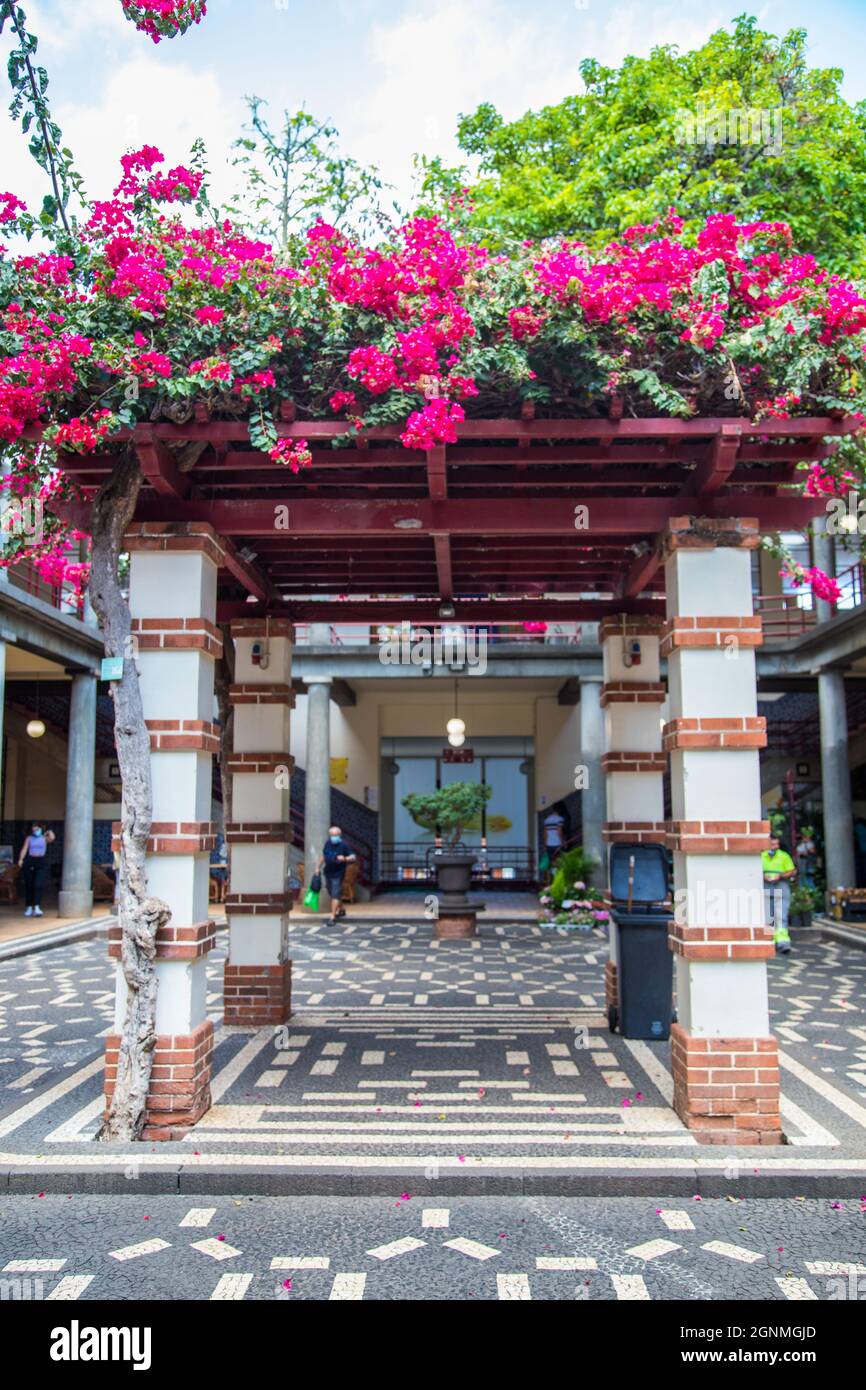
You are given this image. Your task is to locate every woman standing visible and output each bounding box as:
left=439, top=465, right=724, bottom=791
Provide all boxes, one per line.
left=18, top=822, right=55, bottom=917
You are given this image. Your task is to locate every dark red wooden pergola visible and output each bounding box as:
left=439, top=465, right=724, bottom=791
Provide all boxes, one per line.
left=57, top=413, right=854, bottom=619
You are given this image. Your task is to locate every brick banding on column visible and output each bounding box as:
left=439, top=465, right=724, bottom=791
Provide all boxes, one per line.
left=104, top=1019, right=214, bottom=1141
left=599, top=680, right=666, bottom=707
left=225, top=752, right=295, bottom=775
left=125, top=521, right=228, bottom=569
left=603, top=820, right=667, bottom=844
left=131, top=616, right=223, bottom=659
left=228, top=682, right=295, bottom=706
left=229, top=616, right=294, bottom=639
left=223, top=962, right=292, bottom=1026
left=662, top=515, right=761, bottom=554
left=111, top=820, right=218, bottom=855
left=668, top=922, right=775, bottom=961
left=663, top=716, right=767, bottom=751
left=108, top=920, right=216, bottom=961
left=601, top=751, right=667, bottom=774
left=665, top=820, right=770, bottom=854
left=670, top=1024, right=782, bottom=1145
left=598, top=615, right=665, bottom=643
left=660, top=615, right=763, bottom=655
left=224, top=891, right=293, bottom=915
left=146, top=719, right=220, bottom=753
left=224, top=822, right=294, bottom=845
left=604, top=960, right=618, bottom=1013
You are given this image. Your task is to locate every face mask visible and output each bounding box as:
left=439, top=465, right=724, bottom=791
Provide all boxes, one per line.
left=32, top=827, right=42, bottom=836
left=329, top=834, right=340, bottom=842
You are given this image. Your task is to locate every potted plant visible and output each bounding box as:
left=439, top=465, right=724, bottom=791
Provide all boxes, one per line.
left=789, top=882, right=818, bottom=929
left=538, top=846, right=608, bottom=932
left=402, top=781, right=492, bottom=900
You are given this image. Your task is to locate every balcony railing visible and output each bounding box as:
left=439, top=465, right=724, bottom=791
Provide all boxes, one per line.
left=6, top=557, right=84, bottom=620
left=294, top=620, right=588, bottom=649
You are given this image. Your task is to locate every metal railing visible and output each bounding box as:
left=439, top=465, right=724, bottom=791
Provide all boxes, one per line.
left=294, top=620, right=587, bottom=648
left=7, top=557, right=84, bottom=619
left=379, top=841, right=535, bottom=885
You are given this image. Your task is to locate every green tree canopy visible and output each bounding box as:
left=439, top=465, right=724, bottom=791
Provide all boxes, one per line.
left=422, top=14, right=866, bottom=273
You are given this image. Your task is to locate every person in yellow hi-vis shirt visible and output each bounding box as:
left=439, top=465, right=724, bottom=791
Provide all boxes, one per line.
left=762, top=835, right=797, bottom=954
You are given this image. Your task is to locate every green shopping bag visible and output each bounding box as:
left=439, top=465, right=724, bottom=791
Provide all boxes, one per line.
left=303, top=887, right=320, bottom=910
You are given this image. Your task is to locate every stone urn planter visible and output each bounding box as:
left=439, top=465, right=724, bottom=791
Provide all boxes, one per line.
left=401, top=780, right=492, bottom=939
left=431, top=848, right=483, bottom=938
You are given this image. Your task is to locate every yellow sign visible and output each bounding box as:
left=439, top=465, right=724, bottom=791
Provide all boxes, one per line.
left=329, top=757, right=348, bottom=785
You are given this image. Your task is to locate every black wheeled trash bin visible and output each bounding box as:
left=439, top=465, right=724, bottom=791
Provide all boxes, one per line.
left=608, top=842, right=674, bottom=1040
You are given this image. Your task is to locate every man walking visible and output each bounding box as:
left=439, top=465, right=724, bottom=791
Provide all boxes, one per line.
left=762, top=834, right=797, bottom=954
left=317, top=826, right=356, bottom=926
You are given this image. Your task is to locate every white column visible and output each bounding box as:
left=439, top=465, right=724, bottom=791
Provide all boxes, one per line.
left=662, top=517, right=780, bottom=1146
left=224, top=617, right=294, bottom=1025
left=599, top=616, right=666, bottom=1018
left=106, top=523, right=223, bottom=1139
left=578, top=675, right=606, bottom=885
left=304, top=676, right=332, bottom=891
left=58, top=671, right=97, bottom=917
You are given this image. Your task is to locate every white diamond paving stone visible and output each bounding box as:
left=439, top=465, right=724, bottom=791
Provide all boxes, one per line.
left=625, top=1239, right=682, bottom=1261
left=366, top=1237, right=427, bottom=1261
left=271, top=1256, right=330, bottom=1270
left=701, top=1241, right=764, bottom=1265
left=805, top=1261, right=866, bottom=1275
left=211, top=1274, right=254, bottom=1300
left=46, top=1276, right=94, bottom=1300
left=329, top=1273, right=366, bottom=1300
left=3, top=1258, right=67, bottom=1272
left=361, top=1051, right=385, bottom=1065
left=551, top=1060, right=579, bottom=1077
left=506, top=1051, right=530, bottom=1066
left=179, top=1208, right=216, bottom=1228
left=443, top=1237, right=501, bottom=1261
left=422, top=1209, right=450, bottom=1229
left=612, top=1274, right=651, bottom=1300
left=536, top=1257, right=598, bottom=1271
left=310, top=1060, right=339, bottom=1076
left=190, top=1238, right=243, bottom=1262
left=658, top=1210, right=696, bottom=1232
left=602, top=1071, right=632, bottom=1088
left=255, top=1071, right=286, bottom=1088
left=109, top=1239, right=171, bottom=1262
left=497, top=1273, right=531, bottom=1300
left=776, top=1277, right=819, bottom=1300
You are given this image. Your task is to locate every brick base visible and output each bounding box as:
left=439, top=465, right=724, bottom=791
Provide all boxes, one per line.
left=604, top=959, right=618, bottom=1013
left=670, top=1023, right=783, bottom=1145
left=435, top=913, right=477, bottom=939
left=223, top=960, right=292, bottom=1026
left=104, top=1019, right=213, bottom=1142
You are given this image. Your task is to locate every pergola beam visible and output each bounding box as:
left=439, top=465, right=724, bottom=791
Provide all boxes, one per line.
left=64, top=494, right=825, bottom=537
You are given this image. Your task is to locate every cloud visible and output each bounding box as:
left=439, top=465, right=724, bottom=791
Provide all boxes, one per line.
left=347, top=0, right=725, bottom=208
left=1, top=51, right=243, bottom=224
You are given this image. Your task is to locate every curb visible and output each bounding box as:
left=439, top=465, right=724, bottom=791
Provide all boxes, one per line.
left=0, top=915, right=114, bottom=961
left=818, top=920, right=866, bottom=953
left=2, top=1160, right=865, bottom=1198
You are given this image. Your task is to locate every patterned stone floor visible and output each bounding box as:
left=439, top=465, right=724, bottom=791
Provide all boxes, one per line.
left=1, top=1192, right=864, bottom=1301
left=1, top=922, right=866, bottom=1172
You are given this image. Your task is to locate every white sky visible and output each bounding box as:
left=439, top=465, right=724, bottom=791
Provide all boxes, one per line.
left=2, top=0, right=865, bottom=225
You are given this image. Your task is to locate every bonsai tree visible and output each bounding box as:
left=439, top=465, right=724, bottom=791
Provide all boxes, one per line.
left=402, top=782, right=492, bottom=850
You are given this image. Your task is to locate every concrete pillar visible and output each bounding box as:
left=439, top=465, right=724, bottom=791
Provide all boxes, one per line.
left=599, top=616, right=667, bottom=1017
left=578, top=676, right=606, bottom=886
left=819, top=668, right=856, bottom=890
left=58, top=671, right=97, bottom=917
left=224, top=617, right=294, bottom=1025
left=812, top=526, right=836, bottom=625
left=304, top=677, right=332, bottom=890
left=104, top=522, right=224, bottom=1140
left=662, top=516, right=780, bottom=1146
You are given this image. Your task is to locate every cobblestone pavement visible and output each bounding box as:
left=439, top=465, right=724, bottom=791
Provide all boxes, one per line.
left=0, top=1192, right=864, bottom=1301
left=0, top=923, right=865, bottom=1171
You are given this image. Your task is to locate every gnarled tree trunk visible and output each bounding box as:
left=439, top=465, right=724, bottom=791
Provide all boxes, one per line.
left=87, top=449, right=170, bottom=1141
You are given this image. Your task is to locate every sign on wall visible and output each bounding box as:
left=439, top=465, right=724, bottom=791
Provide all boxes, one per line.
left=330, top=757, right=348, bottom=784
